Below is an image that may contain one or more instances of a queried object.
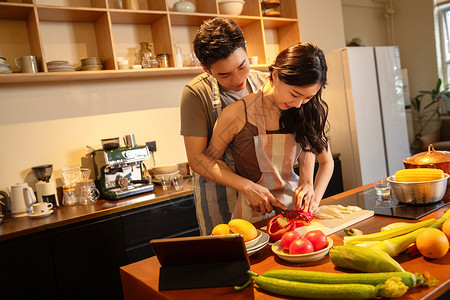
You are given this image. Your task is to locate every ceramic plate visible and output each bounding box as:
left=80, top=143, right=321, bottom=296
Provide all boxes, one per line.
left=247, top=231, right=270, bottom=256
left=153, top=171, right=179, bottom=181
left=245, top=230, right=262, bottom=249
left=28, top=209, right=54, bottom=218
left=271, top=237, right=333, bottom=263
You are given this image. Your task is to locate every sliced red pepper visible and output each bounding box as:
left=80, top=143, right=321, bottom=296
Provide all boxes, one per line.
left=286, top=211, right=313, bottom=228
left=344, top=228, right=356, bottom=236
left=266, top=214, right=296, bottom=242
left=405, top=243, right=420, bottom=256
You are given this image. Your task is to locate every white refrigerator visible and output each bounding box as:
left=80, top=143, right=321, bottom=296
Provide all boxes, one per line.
left=324, top=46, right=411, bottom=191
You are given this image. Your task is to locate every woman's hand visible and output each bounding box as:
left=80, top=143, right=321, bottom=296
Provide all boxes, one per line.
left=292, top=183, right=316, bottom=212
left=242, top=182, right=287, bottom=215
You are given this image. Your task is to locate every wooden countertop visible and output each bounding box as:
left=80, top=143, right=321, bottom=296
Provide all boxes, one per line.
left=120, top=183, right=450, bottom=300
left=0, top=178, right=194, bottom=241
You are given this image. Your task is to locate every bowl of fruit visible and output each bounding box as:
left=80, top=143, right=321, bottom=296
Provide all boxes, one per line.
left=271, top=230, right=333, bottom=263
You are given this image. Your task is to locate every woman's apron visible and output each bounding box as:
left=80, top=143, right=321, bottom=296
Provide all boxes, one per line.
left=232, top=89, right=302, bottom=223
left=193, top=72, right=260, bottom=235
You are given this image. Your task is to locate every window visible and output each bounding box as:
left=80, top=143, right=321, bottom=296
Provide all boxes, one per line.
left=437, top=3, right=450, bottom=86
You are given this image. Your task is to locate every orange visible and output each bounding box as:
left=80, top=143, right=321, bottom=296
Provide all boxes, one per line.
left=211, top=224, right=232, bottom=236
left=228, top=219, right=258, bottom=242
left=442, top=219, right=450, bottom=242
left=416, top=228, right=449, bottom=259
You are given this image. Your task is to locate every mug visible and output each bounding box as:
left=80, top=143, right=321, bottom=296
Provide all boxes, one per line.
left=32, top=202, right=53, bottom=214
left=75, top=179, right=100, bottom=205
left=15, top=56, right=38, bottom=73
left=10, top=183, right=36, bottom=217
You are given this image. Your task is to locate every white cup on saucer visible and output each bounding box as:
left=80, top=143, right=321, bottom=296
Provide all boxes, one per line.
left=32, top=202, right=53, bottom=214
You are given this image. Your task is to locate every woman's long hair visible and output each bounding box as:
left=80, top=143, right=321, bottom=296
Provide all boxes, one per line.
left=269, top=43, right=329, bottom=154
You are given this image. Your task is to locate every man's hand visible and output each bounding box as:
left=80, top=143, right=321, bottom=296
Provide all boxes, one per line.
left=242, top=181, right=287, bottom=215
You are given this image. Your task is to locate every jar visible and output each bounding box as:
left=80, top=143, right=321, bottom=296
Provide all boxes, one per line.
left=173, top=0, right=195, bottom=13
left=140, top=42, right=156, bottom=68
left=157, top=53, right=169, bottom=68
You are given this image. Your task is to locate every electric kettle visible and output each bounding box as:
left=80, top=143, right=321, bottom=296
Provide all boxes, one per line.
left=8, top=183, right=36, bottom=217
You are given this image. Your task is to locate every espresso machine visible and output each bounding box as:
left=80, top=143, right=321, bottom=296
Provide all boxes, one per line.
left=32, top=164, right=60, bottom=208
left=92, top=143, right=154, bottom=200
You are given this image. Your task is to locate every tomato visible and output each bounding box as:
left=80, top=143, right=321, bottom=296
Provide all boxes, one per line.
left=289, top=237, right=314, bottom=255
left=303, top=230, right=328, bottom=251
left=280, top=230, right=300, bottom=251
left=267, top=214, right=296, bottom=242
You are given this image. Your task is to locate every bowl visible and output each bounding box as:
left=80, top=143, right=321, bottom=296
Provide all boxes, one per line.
left=387, top=174, right=449, bottom=204
left=245, top=229, right=262, bottom=249
left=218, top=0, right=245, bottom=15
left=271, top=237, right=333, bottom=263
left=151, top=165, right=179, bottom=175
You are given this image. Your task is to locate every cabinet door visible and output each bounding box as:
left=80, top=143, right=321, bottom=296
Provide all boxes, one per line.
left=0, top=233, right=58, bottom=299
left=126, top=227, right=200, bottom=263
left=50, top=216, right=127, bottom=300
left=121, top=195, right=199, bottom=247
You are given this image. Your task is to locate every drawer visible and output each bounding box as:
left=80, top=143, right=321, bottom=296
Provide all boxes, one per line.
left=121, top=195, right=199, bottom=247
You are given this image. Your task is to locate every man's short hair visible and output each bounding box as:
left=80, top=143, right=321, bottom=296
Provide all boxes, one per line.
left=193, top=17, right=246, bottom=69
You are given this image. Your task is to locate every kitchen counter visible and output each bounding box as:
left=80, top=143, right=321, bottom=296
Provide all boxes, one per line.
left=120, top=183, right=450, bottom=300
left=0, top=178, right=195, bottom=241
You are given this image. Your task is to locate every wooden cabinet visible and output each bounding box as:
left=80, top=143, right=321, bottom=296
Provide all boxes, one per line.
left=0, top=232, right=58, bottom=299
left=122, top=194, right=199, bottom=263
left=50, top=216, right=127, bottom=300
left=0, top=195, right=199, bottom=299
left=0, top=0, right=300, bottom=84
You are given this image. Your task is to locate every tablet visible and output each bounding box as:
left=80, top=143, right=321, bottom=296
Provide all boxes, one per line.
left=150, top=234, right=251, bottom=290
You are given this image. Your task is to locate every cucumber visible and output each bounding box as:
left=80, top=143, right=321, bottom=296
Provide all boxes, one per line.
left=262, top=269, right=417, bottom=288
left=254, top=276, right=377, bottom=299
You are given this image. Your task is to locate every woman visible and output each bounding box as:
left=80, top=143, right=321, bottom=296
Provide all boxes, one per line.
left=205, top=42, right=334, bottom=223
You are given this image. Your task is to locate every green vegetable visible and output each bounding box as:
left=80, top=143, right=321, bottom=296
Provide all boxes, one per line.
left=261, top=269, right=417, bottom=288
left=251, top=275, right=408, bottom=299
left=344, top=218, right=436, bottom=245
left=330, top=245, right=405, bottom=272
left=363, top=217, right=447, bottom=257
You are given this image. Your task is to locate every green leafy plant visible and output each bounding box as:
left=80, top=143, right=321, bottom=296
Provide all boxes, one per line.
left=411, top=78, right=450, bottom=136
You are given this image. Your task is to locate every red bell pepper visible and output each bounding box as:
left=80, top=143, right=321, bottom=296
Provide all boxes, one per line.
left=405, top=243, right=420, bottom=256
left=266, top=214, right=296, bottom=242
left=286, top=211, right=313, bottom=228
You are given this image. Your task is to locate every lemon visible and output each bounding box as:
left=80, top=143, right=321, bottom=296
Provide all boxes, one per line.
left=228, top=219, right=258, bottom=242
left=211, top=224, right=232, bottom=235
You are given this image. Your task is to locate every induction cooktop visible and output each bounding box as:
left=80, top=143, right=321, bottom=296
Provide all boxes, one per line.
left=327, top=187, right=448, bottom=220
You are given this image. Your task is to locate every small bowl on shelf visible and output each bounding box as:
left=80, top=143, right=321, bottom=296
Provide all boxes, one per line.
left=218, top=0, right=245, bottom=15
left=271, top=237, right=333, bottom=263
left=151, top=165, right=179, bottom=175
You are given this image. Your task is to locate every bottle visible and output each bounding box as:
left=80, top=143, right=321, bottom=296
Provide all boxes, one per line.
left=174, top=41, right=183, bottom=68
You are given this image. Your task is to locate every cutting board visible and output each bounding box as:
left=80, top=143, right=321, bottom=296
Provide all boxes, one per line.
left=294, top=209, right=374, bottom=236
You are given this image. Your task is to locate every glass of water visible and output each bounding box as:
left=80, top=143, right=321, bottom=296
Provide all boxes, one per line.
left=374, top=178, right=391, bottom=198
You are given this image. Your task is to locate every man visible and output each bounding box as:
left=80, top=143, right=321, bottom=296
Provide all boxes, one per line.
left=180, top=17, right=286, bottom=235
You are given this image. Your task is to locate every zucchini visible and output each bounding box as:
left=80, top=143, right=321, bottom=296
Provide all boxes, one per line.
left=262, top=269, right=417, bottom=288
left=254, top=276, right=377, bottom=299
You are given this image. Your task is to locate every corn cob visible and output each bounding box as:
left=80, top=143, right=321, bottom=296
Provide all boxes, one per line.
left=394, top=168, right=444, bottom=182
left=330, top=245, right=405, bottom=273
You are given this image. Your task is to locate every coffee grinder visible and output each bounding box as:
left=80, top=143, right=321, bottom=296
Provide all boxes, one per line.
left=32, top=164, right=60, bottom=208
